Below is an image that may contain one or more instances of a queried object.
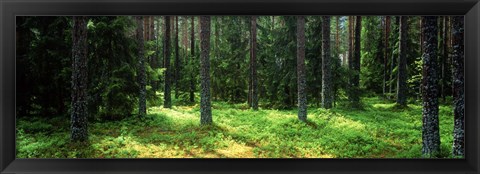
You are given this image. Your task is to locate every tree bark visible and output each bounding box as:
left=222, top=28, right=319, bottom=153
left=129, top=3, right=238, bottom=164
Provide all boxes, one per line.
left=174, top=16, right=181, bottom=99
left=190, top=16, right=196, bottom=103
left=71, top=16, right=89, bottom=141
left=383, top=16, right=391, bottom=97
left=396, top=16, right=408, bottom=106
left=321, top=16, right=333, bottom=109
left=297, top=16, right=307, bottom=121
left=348, top=16, right=361, bottom=106
left=452, top=16, right=464, bottom=157
left=200, top=16, right=212, bottom=125
left=421, top=16, right=440, bottom=158
left=250, top=16, right=259, bottom=110
left=164, top=16, right=172, bottom=108
left=136, top=16, right=147, bottom=118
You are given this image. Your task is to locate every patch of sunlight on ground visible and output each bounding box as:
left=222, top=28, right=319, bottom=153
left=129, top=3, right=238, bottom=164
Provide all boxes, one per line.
left=372, top=103, right=395, bottom=109
left=215, top=141, right=254, bottom=158
left=330, top=116, right=366, bottom=131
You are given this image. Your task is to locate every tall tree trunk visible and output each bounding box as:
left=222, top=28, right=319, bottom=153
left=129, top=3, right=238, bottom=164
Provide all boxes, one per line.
left=396, top=16, right=408, bottom=106
left=451, top=16, right=464, bottom=157
left=419, top=17, right=424, bottom=100
left=321, top=16, right=333, bottom=109
left=136, top=16, right=147, bottom=118
left=71, top=16, right=89, bottom=141
left=164, top=16, right=172, bottom=108
left=297, top=16, right=307, bottom=121
left=348, top=16, right=361, bottom=106
left=190, top=16, right=196, bottom=103
left=336, top=16, right=340, bottom=54
left=174, top=16, right=181, bottom=99
left=389, top=16, right=400, bottom=96
left=442, top=16, right=448, bottom=101
left=421, top=16, right=440, bottom=158
left=250, top=16, right=259, bottom=110
left=200, top=16, right=212, bottom=125
left=383, top=16, right=391, bottom=97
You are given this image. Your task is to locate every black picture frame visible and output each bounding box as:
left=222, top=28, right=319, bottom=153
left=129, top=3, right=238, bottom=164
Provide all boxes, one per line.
left=1, top=0, right=479, bottom=173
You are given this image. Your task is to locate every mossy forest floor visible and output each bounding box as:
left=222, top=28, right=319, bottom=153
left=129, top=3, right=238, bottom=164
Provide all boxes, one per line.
left=17, top=97, right=455, bottom=158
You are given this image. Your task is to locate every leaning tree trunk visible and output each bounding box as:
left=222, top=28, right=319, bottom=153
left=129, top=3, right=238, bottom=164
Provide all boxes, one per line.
left=200, top=16, right=212, bottom=125
left=451, top=16, right=464, bottom=157
left=421, top=16, right=440, bottom=158
left=297, top=16, right=307, bottom=122
left=250, top=16, right=259, bottom=110
left=71, top=16, right=89, bottom=142
left=396, top=16, right=408, bottom=106
left=136, top=16, right=147, bottom=118
left=164, top=16, right=172, bottom=108
left=321, top=16, right=333, bottom=109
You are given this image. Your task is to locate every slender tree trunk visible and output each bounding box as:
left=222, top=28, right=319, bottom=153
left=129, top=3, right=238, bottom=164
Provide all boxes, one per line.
left=200, top=16, right=212, bottom=125
left=250, top=16, right=259, bottom=110
left=321, top=16, right=333, bottom=109
left=396, top=16, right=408, bottom=106
left=419, top=17, right=424, bottom=100
left=190, top=16, right=196, bottom=103
left=71, top=16, right=89, bottom=141
left=442, top=16, right=448, bottom=101
left=136, top=16, right=147, bottom=117
left=389, top=16, right=400, bottom=96
left=452, top=16, right=464, bottom=157
left=174, top=16, right=181, bottom=99
left=383, top=16, right=391, bottom=97
left=348, top=16, right=361, bottom=106
left=421, top=16, right=440, bottom=158
left=164, top=16, right=172, bottom=108
left=297, top=16, right=307, bottom=121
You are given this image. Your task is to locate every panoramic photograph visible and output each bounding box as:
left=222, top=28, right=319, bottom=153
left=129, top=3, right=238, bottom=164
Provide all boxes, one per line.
left=16, top=16, right=464, bottom=158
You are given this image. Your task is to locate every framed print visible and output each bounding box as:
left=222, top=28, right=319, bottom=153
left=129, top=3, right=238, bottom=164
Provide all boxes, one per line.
left=1, top=0, right=479, bottom=173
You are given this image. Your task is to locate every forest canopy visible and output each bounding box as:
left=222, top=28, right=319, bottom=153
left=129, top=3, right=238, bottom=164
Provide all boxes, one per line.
left=16, top=16, right=464, bottom=158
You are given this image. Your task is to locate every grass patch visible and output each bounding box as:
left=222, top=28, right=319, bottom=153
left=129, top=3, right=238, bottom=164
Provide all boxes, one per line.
left=17, top=97, right=455, bottom=158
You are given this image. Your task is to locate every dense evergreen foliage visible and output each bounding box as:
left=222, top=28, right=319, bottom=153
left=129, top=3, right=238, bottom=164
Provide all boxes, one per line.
left=16, top=16, right=464, bottom=158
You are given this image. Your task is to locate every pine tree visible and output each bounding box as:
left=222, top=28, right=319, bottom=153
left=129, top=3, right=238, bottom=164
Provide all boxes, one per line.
left=452, top=16, right=464, bottom=157
left=250, top=16, right=259, bottom=110
left=164, top=16, right=172, bottom=108
left=297, top=16, right=307, bottom=121
left=321, top=16, right=333, bottom=109
left=136, top=16, right=147, bottom=118
left=71, top=16, right=89, bottom=141
left=174, top=16, right=181, bottom=99
left=421, top=16, right=440, bottom=157
left=190, top=16, right=196, bottom=103
left=200, top=16, right=212, bottom=125
left=396, top=16, right=408, bottom=106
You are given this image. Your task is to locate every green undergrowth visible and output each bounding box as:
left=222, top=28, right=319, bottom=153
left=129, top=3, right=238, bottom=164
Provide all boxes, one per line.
left=17, top=97, right=455, bottom=158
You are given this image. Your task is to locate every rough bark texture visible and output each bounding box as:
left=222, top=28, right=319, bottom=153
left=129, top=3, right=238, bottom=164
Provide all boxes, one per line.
left=136, top=16, right=147, bottom=118
left=421, top=16, right=440, bottom=158
left=296, top=16, right=307, bottom=121
left=164, top=16, right=172, bottom=108
left=451, top=16, right=464, bottom=157
left=71, top=16, right=89, bottom=141
left=396, top=16, right=408, bottom=106
left=200, top=16, right=212, bottom=125
left=321, top=16, right=333, bottom=109
left=250, top=16, right=259, bottom=110
left=174, top=16, right=181, bottom=99
left=190, top=16, right=196, bottom=103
